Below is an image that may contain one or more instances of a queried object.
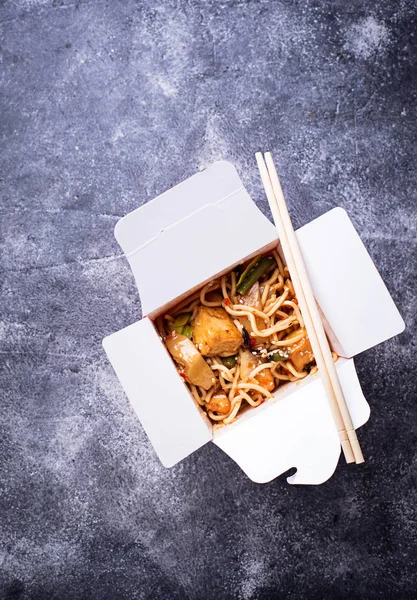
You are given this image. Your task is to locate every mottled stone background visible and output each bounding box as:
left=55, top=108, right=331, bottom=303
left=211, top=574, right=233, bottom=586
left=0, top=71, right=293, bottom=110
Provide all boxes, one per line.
left=1, top=0, right=416, bottom=598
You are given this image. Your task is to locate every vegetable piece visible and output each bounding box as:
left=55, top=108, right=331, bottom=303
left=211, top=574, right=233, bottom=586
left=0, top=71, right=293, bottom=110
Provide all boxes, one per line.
left=206, top=392, right=231, bottom=415
left=240, top=349, right=258, bottom=379
left=193, top=306, right=242, bottom=357
left=222, top=355, right=236, bottom=369
left=238, top=281, right=265, bottom=346
left=239, top=281, right=262, bottom=308
left=242, top=327, right=252, bottom=350
left=234, top=265, right=243, bottom=279
left=240, top=349, right=274, bottom=391
left=236, top=255, right=275, bottom=295
left=182, top=325, right=193, bottom=339
left=165, top=331, right=216, bottom=390
left=268, top=349, right=290, bottom=362
left=173, top=312, right=191, bottom=334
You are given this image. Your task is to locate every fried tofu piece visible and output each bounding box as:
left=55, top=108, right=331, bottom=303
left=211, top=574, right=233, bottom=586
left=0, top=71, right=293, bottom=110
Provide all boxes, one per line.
left=165, top=331, right=216, bottom=390
left=193, top=306, right=242, bottom=357
left=285, top=328, right=314, bottom=372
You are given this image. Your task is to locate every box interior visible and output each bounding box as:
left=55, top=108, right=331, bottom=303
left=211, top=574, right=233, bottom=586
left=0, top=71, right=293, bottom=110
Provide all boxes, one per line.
left=149, top=242, right=330, bottom=433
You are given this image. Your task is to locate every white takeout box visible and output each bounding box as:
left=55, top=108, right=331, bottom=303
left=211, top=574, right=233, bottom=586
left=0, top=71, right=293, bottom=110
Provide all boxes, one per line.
left=103, top=162, right=405, bottom=485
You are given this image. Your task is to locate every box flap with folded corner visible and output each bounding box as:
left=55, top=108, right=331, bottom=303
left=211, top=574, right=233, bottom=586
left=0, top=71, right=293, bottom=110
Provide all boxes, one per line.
left=114, top=161, right=277, bottom=316
left=213, top=358, right=369, bottom=485
left=103, top=318, right=212, bottom=467
left=296, top=207, right=405, bottom=357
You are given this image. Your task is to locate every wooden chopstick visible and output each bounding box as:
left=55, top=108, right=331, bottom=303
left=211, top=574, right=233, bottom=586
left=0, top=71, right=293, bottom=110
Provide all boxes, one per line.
left=256, top=151, right=364, bottom=465
left=264, top=153, right=364, bottom=464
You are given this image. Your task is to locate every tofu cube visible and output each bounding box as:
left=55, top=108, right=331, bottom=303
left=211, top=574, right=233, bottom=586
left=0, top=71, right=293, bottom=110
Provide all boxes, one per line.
left=193, top=306, right=242, bottom=357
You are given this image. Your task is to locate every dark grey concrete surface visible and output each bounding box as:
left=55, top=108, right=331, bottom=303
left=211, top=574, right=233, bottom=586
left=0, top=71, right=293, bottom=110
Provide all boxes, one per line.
left=1, top=0, right=416, bottom=598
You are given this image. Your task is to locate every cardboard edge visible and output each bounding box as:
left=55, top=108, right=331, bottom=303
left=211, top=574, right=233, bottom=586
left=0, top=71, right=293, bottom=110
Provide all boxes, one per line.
left=113, top=160, right=240, bottom=246
left=349, top=357, right=371, bottom=429
left=357, top=402, right=371, bottom=429
left=232, top=452, right=341, bottom=485
left=286, top=456, right=340, bottom=485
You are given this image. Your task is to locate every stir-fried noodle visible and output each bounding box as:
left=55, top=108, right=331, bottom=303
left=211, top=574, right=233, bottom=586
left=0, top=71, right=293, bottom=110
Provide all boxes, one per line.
left=158, top=250, right=337, bottom=424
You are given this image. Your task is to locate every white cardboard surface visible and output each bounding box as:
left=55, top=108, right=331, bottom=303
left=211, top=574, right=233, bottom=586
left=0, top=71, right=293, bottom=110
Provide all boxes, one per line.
left=213, top=358, right=369, bottom=485
left=115, top=161, right=244, bottom=254
left=102, top=318, right=212, bottom=467
left=103, top=161, right=404, bottom=485
left=115, top=162, right=277, bottom=316
left=297, top=208, right=405, bottom=357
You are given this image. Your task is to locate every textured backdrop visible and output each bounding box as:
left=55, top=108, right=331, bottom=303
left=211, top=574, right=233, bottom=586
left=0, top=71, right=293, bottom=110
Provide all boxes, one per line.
left=1, top=1, right=416, bottom=598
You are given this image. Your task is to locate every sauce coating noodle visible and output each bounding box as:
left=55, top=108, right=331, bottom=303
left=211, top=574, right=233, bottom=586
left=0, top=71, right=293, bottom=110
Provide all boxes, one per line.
left=161, top=250, right=337, bottom=424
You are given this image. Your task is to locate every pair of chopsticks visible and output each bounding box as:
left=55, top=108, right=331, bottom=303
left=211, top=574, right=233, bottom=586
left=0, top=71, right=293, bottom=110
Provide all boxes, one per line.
left=256, top=152, right=364, bottom=465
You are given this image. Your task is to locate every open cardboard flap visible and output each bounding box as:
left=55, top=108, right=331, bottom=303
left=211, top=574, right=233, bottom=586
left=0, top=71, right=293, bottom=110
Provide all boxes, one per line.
left=297, top=208, right=405, bottom=357
left=103, top=161, right=405, bottom=485
left=213, top=357, right=368, bottom=485
left=114, top=161, right=277, bottom=316
left=103, top=318, right=212, bottom=468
